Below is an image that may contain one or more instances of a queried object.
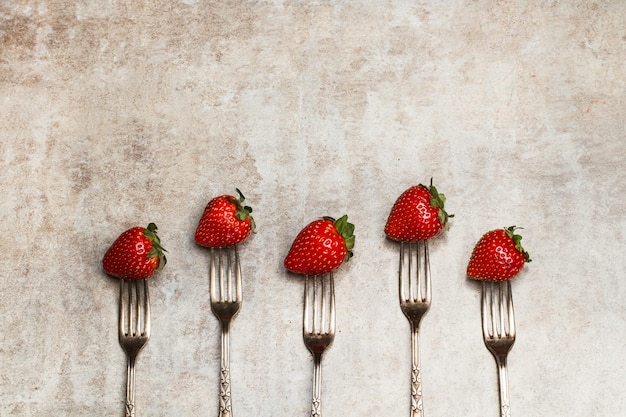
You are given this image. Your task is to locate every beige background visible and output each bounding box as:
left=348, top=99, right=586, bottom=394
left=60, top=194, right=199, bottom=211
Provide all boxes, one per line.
left=1, top=1, right=625, bottom=416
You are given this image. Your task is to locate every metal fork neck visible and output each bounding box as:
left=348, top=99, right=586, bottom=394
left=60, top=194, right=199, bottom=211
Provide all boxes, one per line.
left=410, top=321, right=421, bottom=334
left=496, top=355, right=511, bottom=417
left=125, top=356, right=136, bottom=417
left=220, top=321, right=232, bottom=367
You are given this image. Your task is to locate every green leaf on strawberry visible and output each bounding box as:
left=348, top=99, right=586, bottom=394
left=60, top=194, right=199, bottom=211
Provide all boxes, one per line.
left=230, top=188, right=256, bottom=231
left=505, top=226, right=531, bottom=263
left=427, top=179, right=454, bottom=230
left=144, top=222, right=167, bottom=270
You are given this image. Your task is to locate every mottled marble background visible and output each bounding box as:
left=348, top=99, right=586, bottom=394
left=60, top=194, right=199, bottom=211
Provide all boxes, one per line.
left=1, top=1, right=625, bottom=416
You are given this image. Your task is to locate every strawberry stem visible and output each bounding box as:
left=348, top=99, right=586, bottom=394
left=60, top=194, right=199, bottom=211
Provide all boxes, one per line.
left=230, top=188, right=256, bottom=232
left=144, top=223, right=167, bottom=270
left=505, top=226, right=531, bottom=262
left=332, top=214, right=355, bottom=260
left=424, top=178, right=454, bottom=230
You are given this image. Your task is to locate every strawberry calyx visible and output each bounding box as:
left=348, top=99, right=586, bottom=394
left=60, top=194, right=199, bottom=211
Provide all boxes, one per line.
left=424, top=178, right=454, bottom=230
left=143, top=222, right=168, bottom=270
left=228, top=188, right=256, bottom=233
left=504, top=226, right=532, bottom=263
left=323, top=214, right=355, bottom=261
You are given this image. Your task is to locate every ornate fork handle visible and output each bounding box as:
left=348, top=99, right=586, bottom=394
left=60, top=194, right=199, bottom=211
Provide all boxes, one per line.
left=310, top=352, right=323, bottom=417
left=409, top=323, right=424, bottom=417
left=219, top=321, right=233, bottom=417
left=496, top=355, right=511, bottom=417
left=125, top=356, right=137, bottom=417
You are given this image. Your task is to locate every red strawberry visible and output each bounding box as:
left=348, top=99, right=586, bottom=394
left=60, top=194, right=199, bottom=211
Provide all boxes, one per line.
left=103, top=223, right=167, bottom=280
left=467, top=226, right=531, bottom=281
left=194, top=188, right=255, bottom=248
left=384, top=179, right=453, bottom=241
left=284, top=215, right=355, bottom=275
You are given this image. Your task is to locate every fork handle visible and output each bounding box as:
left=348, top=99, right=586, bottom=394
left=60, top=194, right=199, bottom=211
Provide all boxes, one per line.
left=496, top=356, right=511, bottom=417
left=410, top=325, right=424, bottom=417
left=310, top=352, right=323, bottom=417
left=219, top=321, right=233, bottom=417
left=125, top=356, right=136, bottom=417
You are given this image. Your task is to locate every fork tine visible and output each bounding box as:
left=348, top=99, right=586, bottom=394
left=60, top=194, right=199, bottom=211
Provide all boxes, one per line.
left=318, top=275, right=325, bottom=335
left=399, top=242, right=414, bottom=302
left=119, top=279, right=128, bottom=336
left=491, top=283, right=499, bottom=337
left=303, top=275, right=311, bottom=334
left=311, top=275, right=322, bottom=335
left=498, top=283, right=506, bottom=337
left=328, top=273, right=336, bottom=335
left=507, top=282, right=515, bottom=338
left=481, top=281, right=492, bottom=339
left=311, top=275, right=319, bottom=334
left=408, top=243, right=417, bottom=301
left=421, top=241, right=431, bottom=304
left=133, top=281, right=140, bottom=337
left=234, top=246, right=242, bottom=303
left=221, top=248, right=228, bottom=302
left=399, top=242, right=406, bottom=302
left=210, top=248, right=217, bottom=302
left=142, top=279, right=151, bottom=338
left=223, top=247, right=239, bottom=303
left=406, top=243, right=414, bottom=301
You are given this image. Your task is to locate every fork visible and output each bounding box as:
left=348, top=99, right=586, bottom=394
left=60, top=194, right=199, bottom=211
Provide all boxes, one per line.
left=302, top=274, right=336, bottom=417
left=398, top=241, right=431, bottom=417
left=210, top=246, right=243, bottom=417
left=481, top=281, right=516, bottom=417
left=118, top=279, right=151, bottom=417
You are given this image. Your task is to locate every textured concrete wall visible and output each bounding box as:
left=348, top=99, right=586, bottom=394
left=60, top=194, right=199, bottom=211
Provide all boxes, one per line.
left=1, top=1, right=625, bottom=416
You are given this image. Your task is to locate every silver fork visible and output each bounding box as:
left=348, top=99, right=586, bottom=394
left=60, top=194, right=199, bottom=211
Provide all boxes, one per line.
left=481, top=281, right=516, bottom=417
left=210, top=246, right=243, bottom=417
left=302, top=274, right=336, bottom=417
left=118, top=279, right=151, bottom=417
left=398, top=241, right=431, bottom=417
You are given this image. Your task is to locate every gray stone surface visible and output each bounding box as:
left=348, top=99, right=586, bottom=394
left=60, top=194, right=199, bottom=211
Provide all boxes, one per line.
left=1, top=1, right=625, bottom=416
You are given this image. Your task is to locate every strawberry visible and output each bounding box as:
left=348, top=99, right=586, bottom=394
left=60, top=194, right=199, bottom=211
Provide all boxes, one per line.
left=194, top=188, right=255, bottom=248
left=467, top=226, right=531, bottom=281
left=103, top=223, right=167, bottom=280
left=284, top=215, right=355, bottom=275
left=384, top=179, right=453, bottom=241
